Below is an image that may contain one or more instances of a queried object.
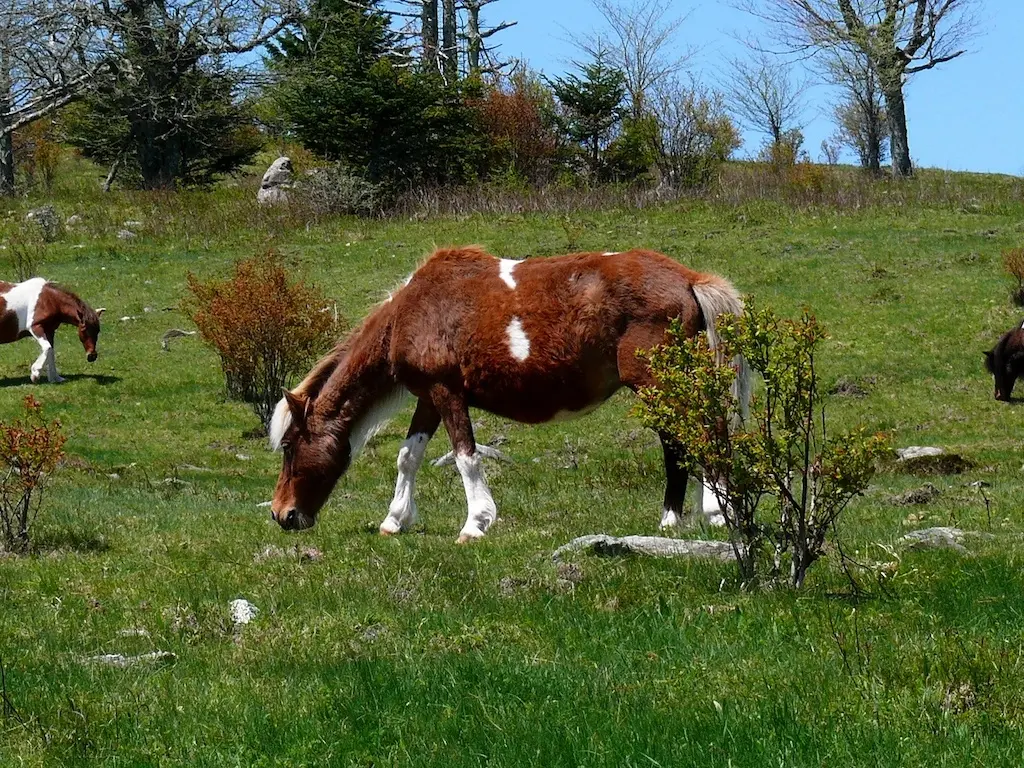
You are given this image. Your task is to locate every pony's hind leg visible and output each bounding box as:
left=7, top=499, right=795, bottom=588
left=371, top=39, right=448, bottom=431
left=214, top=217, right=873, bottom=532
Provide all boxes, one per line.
left=380, top=398, right=441, bottom=536
left=429, top=384, right=497, bottom=543
left=659, top=434, right=690, bottom=529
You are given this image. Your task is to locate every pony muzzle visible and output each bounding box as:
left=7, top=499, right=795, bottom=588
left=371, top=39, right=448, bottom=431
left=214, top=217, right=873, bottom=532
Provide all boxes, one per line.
left=87, top=351, right=97, bottom=363
left=272, top=505, right=316, bottom=531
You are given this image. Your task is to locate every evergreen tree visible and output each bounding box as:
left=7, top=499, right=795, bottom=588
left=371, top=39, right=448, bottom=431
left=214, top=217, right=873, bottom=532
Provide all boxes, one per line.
left=548, top=52, right=626, bottom=177
left=266, top=0, right=485, bottom=187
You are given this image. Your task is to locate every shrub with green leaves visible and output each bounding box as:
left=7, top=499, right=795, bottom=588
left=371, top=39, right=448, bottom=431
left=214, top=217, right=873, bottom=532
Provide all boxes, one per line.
left=635, top=302, right=889, bottom=587
left=0, top=396, right=66, bottom=554
left=185, top=254, right=341, bottom=431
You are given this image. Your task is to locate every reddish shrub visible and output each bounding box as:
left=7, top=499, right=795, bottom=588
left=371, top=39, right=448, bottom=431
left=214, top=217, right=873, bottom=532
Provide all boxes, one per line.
left=185, top=254, right=341, bottom=430
left=476, top=75, right=559, bottom=184
left=0, top=395, right=66, bottom=553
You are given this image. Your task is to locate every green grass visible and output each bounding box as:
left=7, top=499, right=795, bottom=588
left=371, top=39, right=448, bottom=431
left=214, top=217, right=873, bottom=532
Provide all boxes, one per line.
left=3, top=162, right=1024, bottom=765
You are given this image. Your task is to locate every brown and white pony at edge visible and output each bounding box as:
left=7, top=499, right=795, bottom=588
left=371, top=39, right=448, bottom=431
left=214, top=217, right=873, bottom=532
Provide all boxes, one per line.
left=0, top=278, right=104, bottom=383
left=269, top=247, right=751, bottom=542
left=985, top=318, right=1024, bottom=401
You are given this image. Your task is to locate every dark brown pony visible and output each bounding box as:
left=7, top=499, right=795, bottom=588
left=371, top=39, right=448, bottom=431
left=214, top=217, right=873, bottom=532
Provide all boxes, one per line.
left=269, top=247, right=750, bottom=541
left=0, top=278, right=104, bottom=383
left=985, top=320, right=1024, bottom=401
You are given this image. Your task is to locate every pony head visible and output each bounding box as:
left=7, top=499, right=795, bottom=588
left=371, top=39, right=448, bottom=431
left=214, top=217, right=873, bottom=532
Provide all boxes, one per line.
left=78, top=306, right=104, bottom=362
left=984, top=324, right=1024, bottom=401
left=268, top=391, right=353, bottom=531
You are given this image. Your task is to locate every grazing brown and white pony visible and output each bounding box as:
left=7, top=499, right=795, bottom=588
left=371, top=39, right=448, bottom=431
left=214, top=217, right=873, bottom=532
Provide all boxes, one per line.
left=0, top=278, right=104, bottom=383
left=985, top=319, right=1024, bottom=401
left=269, top=247, right=750, bottom=542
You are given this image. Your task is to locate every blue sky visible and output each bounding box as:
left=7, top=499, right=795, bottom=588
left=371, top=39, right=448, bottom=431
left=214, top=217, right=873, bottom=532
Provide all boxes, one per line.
left=492, top=0, right=1023, bottom=175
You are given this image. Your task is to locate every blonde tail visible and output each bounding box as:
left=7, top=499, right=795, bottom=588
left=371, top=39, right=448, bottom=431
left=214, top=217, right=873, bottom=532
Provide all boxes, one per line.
left=691, top=276, right=751, bottom=422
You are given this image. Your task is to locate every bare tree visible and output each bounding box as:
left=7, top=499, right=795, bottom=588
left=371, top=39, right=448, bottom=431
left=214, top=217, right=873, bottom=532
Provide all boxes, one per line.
left=463, top=0, right=516, bottom=76
left=648, top=76, right=740, bottom=187
left=570, top=0, right=693, bottom=119
left=739, top=0, right=980, bottom=177
left=724, top=51, right=808, bottom=150
left=824, top=47, right=887, bottom=172
left=0, top=0, right=105, bottom=194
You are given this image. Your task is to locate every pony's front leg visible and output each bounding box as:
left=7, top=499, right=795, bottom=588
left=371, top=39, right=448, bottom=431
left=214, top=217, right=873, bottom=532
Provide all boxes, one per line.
left=380, top=398, right=440, bottom=536
left=29, top=328, right=62, bottom=384
left=430, top=384, right=497, bottom=543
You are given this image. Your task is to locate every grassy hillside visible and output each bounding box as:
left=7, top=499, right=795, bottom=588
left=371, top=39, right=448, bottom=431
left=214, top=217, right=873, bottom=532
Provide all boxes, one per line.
left=2, top=160, right=1024, bottom=765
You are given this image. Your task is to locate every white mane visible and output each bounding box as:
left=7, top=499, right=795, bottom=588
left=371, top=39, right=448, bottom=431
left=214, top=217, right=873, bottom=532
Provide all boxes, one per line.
left=267, top=388, right=411, bottom=457
left=348, top=387, right=411, bottom=458
left=268, top=397, right=292, bottom=451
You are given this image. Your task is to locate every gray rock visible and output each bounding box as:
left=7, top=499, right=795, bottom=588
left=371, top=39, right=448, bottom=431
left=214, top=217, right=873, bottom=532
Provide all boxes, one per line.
left=257, top=156, right=293, bottom=206
left=229, top=598, right=259, bottom=626
left=553, top=534, right=738, bottom=562
left=900, top=527, right=989, bottom=553
left=85, top=650, right=176, bottom=668
left=116, top=229, right=136, bottom=240
left=66, top=214, right=82, bottom=227
left=897, top=446, right=945, bottom=460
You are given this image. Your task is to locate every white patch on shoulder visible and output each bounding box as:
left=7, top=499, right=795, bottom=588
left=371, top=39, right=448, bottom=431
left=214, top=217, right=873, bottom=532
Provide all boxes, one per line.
left=506, top=317, right=530, bottom=361
left=268, top=397, right=292, bottom=451
left=498, top=259, right=520, bottom=289
left=2, top=277, right=47, bottom=334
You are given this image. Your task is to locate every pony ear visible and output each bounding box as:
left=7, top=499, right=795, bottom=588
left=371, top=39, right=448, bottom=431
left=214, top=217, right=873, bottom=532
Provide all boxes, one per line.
left=984, top=349, right=995, bottom=373
left=283, top=389, right=311, bottom=424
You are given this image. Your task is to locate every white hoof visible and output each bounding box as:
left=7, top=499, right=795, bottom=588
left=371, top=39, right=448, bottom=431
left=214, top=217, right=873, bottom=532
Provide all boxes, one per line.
left=659, top=508, right=684, bottom=529
left=379, top=518, right=403, bottom=535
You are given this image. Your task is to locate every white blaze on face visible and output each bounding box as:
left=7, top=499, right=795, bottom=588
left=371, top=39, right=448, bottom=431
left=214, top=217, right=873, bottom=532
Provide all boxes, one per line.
left=602, top=251, right=620, bottom=256
left=506, top=317, right=530, bottom=362
left=2, top=277, right=47, bottom=334
left=499, top=259, right=520, bottom=289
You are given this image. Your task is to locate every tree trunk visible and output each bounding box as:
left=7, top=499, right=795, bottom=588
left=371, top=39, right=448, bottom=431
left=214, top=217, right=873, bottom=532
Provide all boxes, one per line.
left=466, top=1, right=481, bottom=76
left=0, top=69, right=13, bottom=196
left=883, top=86, right=912, bottom=177
left=0, top=129, right=13, bottom=196
left=421, top=0, right=439, bottom=71
left=136, top=121, right=181, bottom=190
left=442, top=0, right=457, bottom=81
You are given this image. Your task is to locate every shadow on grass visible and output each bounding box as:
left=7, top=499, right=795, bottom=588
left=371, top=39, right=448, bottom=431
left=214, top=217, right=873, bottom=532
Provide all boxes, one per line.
left=0, top=373, right=121, bottom=388
left=29, top=525, right=110, bottom=554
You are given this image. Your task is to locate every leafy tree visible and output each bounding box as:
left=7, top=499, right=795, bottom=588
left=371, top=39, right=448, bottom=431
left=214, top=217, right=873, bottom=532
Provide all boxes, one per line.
left=62, top=59, right=262, bottom=189
left=267, top=0, right=486, bottom=187
left=635, top=302, right=889, bottom=587
left=648, top=78, right=740, bottom=188
left=548, top=51, right=626, bottom=178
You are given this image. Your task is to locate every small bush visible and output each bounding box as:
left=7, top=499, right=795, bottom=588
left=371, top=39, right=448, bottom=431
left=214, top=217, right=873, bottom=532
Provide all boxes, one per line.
left=0, top=396, right=66, bottom=554
left=1002, top=247, right=1024, bottom=306
left=635, top=301, right=889, bottom=587
left=292, top=163, right=380, bottom=220
left=185, top=254, right=342, bottom=430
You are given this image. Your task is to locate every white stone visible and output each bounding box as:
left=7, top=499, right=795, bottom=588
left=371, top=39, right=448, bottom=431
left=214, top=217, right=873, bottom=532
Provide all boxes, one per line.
left=229, top=598, right=259, bottom=626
